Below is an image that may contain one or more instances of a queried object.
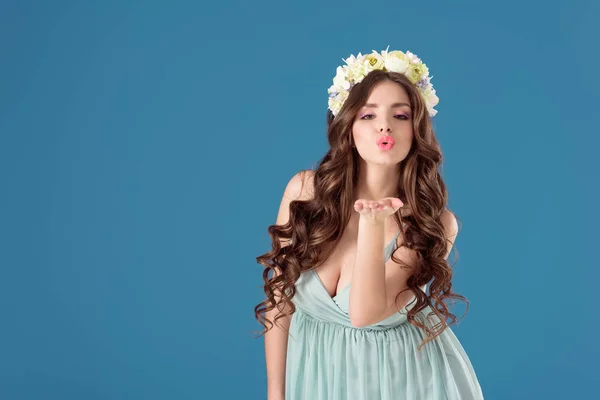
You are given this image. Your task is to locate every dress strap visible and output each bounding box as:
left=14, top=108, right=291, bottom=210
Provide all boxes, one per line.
left=385, top=229, right=402, bottom=249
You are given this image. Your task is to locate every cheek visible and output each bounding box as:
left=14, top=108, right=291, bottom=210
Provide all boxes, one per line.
left=401, top=127, right=415, bottom=141
left=352, top=130, right=376, bottom=153
left=351, top=125, right=369, bottom=143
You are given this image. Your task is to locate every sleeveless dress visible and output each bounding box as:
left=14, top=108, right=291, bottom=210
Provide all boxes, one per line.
left=285, top=231, right=484, bottom=400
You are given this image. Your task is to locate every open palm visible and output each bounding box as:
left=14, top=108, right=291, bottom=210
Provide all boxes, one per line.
left=353, top=197, right=404, bottom=222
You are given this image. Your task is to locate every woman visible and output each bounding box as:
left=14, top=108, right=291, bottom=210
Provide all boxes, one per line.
left=255, top=47, right=484, bottom=400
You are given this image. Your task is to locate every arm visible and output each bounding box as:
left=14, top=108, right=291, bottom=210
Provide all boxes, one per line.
left=265, top=171, right=309, bottom=399
left=265, top=265, right=291, bottom=400
left=348, top=209, right=458, bottom=327
left=348, top=216, right=388, bottom=327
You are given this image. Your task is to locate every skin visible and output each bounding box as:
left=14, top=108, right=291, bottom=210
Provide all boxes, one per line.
left=352, top=79, right=413, bottom=220
left=354, top=197, right=403, bottom=222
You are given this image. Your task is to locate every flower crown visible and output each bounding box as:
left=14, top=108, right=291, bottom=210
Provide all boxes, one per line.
left=327, top=46, right=439, bottom=117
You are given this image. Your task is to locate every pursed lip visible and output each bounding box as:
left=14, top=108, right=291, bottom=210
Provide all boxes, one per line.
left=376, top=135, right=395, bottom=145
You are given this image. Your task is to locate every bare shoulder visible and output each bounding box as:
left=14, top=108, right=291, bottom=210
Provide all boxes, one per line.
left=282, top=169, right=316, bottom=202
left=441, top=209, right=459, bottom=238
left=440, top=209, right=459, bottom=259
left=275, top=169, right=316, bottom=234
left=275, top=170, right=315, bottom=250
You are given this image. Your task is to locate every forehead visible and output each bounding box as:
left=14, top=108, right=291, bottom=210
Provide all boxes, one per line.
left=365, top=80, right=410, bottom=104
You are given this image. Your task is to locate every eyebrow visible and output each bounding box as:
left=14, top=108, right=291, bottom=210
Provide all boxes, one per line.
left=363, top=102, right=411, bottom=109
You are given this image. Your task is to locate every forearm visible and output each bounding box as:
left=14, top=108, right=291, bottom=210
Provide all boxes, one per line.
left=264, top=289, right=291, bottom=397
left=265, top=323, right=288, bottom=397
left=348, top=216, right=388, bottom=327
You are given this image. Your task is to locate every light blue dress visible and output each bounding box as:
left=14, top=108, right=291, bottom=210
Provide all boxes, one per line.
left=285, top=231, right=484, bottom=399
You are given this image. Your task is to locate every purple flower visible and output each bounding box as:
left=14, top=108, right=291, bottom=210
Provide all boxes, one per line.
left=416, top=77, right=430, bottom=89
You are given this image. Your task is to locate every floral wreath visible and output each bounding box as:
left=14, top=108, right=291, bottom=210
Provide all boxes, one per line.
left=327, top=45, right=439, bottom=117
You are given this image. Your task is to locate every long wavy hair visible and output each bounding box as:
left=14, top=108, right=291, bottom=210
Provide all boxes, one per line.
left=254, top=69, right=468, bottom=351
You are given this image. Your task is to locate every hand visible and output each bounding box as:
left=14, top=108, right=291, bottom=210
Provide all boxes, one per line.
left=354, top=197, right=404, bottom=223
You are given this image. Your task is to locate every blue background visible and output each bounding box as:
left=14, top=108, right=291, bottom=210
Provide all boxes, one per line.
left=1, top=0, right=598, bottom=399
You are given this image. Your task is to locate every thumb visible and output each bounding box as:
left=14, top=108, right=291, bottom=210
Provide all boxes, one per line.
left=390, top=198, right=404, bottom=210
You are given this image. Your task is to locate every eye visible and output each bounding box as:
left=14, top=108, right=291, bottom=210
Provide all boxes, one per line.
left=359, top=114, right=410, bottom=120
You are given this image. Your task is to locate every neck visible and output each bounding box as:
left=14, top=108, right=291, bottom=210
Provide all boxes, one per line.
left=353, top=163, right=400, bottom=201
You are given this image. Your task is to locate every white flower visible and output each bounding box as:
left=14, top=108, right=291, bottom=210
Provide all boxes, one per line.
left=422, top=86, right=439, bottom=115
left=383, top=50, right=410, bottom=74
left=346, top=60, right=368, bottom=83
left=405, top=61, right=429, bottom=84
left=328, top=99, right=340, bottom=115
left=327, top=47, right=439, bottom=117
left=343, top=53, right=362, bottom=66
left=328, top=86, right=351, bottom=115
left=405, top=51, right=421, bottom=63
left=423, top=88, right=439, bottom=107
left=332, top=66, right=350, bottom=91
left=364, top=51, right=385, bottom=71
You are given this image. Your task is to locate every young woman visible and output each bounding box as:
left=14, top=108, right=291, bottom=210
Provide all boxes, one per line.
left=255, top=47, right=484, bottom=400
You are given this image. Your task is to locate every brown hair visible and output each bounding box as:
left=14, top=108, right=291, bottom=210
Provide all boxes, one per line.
left=254, top=69, right=468, bottom=351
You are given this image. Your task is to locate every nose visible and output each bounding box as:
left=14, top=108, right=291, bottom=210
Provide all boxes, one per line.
left=377, top=116, right=393, bottom=133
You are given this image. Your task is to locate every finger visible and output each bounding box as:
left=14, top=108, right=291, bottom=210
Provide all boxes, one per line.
left=356, top=200, right=368, bottom=211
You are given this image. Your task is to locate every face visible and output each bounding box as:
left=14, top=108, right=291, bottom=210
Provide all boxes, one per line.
left=351, top=80, right=414, bottom=165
